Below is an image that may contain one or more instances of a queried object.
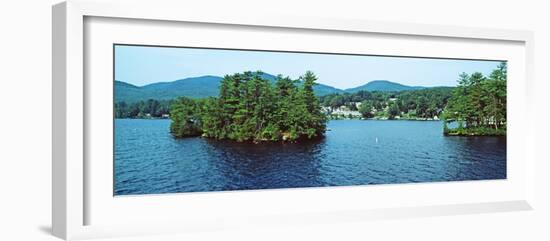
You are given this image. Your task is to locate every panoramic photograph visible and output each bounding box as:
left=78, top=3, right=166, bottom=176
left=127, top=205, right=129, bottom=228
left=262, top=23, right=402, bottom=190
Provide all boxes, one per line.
left=113, top=44, right=507, bottom=196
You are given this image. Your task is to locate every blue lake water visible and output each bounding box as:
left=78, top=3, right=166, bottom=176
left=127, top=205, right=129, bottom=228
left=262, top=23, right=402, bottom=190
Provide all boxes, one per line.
left=114, top=119, right=506, bottom=195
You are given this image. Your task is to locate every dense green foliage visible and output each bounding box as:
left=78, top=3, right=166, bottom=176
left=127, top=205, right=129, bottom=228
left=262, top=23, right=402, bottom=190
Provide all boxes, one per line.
left=169, top=71, right=327, bottom=142
left=443, top=63, right=507, bottom=135
left=169, top=97, right=202, bottom=137
left=114, top=99, right=172, bottom=118
left=320, top=87, right=454, bottom=120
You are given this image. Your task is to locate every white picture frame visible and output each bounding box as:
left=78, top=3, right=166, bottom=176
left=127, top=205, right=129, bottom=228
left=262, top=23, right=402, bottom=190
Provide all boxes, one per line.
left=52, top=0, right=536, bottom=240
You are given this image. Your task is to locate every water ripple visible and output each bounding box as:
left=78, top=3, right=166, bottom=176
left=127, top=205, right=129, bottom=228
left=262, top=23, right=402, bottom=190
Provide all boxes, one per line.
left=114, top=119, right=506, bottom=195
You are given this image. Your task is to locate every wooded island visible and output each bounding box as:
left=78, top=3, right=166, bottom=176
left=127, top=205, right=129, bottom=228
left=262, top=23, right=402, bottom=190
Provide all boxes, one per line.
left=169, top=71, right=327, bottom=142
left=443, top=62, right=507, bottom=136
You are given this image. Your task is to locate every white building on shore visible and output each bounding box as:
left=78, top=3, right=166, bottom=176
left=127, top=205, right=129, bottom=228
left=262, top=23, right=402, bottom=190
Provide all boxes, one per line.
left=322, top=105, right=362, bottom=118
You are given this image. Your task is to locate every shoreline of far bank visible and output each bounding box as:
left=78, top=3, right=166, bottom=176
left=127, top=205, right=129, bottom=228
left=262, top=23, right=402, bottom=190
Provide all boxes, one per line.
left=114, top=118, right=507, bottom=137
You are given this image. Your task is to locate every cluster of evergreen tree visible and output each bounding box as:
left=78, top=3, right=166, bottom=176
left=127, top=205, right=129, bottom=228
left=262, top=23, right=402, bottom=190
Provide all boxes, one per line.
left=320, top=87, right=453, bottom=120
left=443, top=62, right=507, bottom=135
left=115, top=99, right=172, bottom=118
left=169, top=71, right=327, bottom=142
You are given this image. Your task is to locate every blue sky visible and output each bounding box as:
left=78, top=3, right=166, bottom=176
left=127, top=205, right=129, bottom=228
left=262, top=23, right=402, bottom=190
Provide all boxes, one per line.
left=115, top=45, right=504, bottom=89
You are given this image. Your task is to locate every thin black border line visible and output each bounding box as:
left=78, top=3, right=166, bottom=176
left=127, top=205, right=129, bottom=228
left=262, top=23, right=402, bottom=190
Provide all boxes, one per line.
left=112, top=44, right=116, bottom=197
left=111, top=43, right=507, bottom=196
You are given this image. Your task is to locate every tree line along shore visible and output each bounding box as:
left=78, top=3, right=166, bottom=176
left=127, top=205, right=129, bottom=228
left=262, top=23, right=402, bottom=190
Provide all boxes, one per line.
left=114, top=63, right=507, bottom=139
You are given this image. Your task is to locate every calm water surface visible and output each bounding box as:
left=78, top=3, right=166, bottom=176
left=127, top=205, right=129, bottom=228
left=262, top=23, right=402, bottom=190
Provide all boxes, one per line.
left=114, top=119, right=506, bottom=195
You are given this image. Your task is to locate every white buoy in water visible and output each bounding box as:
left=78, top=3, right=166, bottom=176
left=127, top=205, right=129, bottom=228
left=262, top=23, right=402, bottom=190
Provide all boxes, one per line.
left=375, top=137, right=378, bottom=143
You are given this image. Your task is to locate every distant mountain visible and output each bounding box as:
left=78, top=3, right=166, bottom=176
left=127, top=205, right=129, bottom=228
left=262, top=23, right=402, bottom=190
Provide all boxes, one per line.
left=141, top=75, right=223, bottom=99
left=115, top=73, right=345, bottom=103
left=114, top=81, right=146, bottom=103
left=115, top=76, right=430, bottom=103
left=345, top=80, right=425, bottom=92
left=258, top=73, right=345, bottom=96
left=115, top=76, right=222, bottom=103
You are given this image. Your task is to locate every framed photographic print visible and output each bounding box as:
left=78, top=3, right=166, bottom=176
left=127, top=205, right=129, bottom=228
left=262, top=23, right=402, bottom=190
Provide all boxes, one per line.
left=52, top=0, right=535, bottom=240
left=113, top=44, right=508, bottom=195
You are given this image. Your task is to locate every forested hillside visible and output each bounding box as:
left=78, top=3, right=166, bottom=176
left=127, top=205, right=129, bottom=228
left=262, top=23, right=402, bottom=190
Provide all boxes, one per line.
left=319, top=87, right=453, bottom=120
